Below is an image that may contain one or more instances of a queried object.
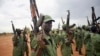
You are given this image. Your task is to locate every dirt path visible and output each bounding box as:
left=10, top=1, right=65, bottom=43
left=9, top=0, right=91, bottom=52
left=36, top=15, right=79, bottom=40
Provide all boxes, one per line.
left=71, top=39, right=85, bottom=56
left=0, top=34, right=85, bottom=56
left=0, top=34, right=13, bottom=56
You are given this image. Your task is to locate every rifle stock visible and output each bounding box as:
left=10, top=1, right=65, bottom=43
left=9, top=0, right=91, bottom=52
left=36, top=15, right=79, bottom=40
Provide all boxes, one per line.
left=30, top=0, right=44, bottom=56
left=66, top=10, right=74, bottom=45
left=66, top=10, right=70, bottom=32
left=91, top=7, right=97, bottom=25
left=30, top=0, right=39, bottom=34
left=32, top=0, right=39, bottom=18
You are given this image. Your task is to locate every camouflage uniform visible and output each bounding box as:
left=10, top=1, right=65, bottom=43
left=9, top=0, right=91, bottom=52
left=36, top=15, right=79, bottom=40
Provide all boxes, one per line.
left=91, top=33, right=100, bottom=56
left=60, top=31, right=72, bottom=56
left=31, top=31, right=57, bottom=56
left=31, top=15, right=57, bottom=56
left=13, top=33, right=25, bottom=56
left=23, top=27, right=31, bottom=56
left=31, top=35, right=37, bottom=56
left=75, top=28, right=84, bottom=54
left=84, top=31, right=95, bottom=56
left=55, top=24, right=72, bottom=56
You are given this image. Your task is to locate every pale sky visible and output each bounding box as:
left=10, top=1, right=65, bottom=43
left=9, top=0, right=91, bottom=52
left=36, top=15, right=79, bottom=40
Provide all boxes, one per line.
left=0, top=0, right=100, bottom=33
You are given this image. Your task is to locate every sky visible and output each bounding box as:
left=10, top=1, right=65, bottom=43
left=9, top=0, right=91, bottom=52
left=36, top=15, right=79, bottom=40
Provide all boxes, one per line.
left=0, top=0, right=100, bottom=33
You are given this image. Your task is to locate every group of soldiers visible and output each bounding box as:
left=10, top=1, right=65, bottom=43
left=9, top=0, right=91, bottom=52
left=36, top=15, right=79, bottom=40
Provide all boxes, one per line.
left=11, top=14, right=74, bottom=56
left=11, top=0, right=100, bottom=56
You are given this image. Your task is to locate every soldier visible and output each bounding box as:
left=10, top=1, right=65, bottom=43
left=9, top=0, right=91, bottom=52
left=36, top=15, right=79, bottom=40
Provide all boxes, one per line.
left=23, top=27, right=31, bottom=56
left=74, top=27, right=79, bottom=51
left=31, top=15, right=57, bottom=56
left=75, top=27, right=84, bottom=55
left=13, top=29, right=25, bottom=56
left=56, top=24, right=73, bottom=56
left=84, top=33, right=95, bottom=56
left=90, top=25, right=100, bottom=56
left=81, top=25, right=94, bottom=56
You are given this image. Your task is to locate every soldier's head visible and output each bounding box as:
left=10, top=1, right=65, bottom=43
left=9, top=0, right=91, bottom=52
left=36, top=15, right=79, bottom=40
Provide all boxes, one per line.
left=91, top=25, right=97, bottom=33
left=42, top=15, right=55, bottom=33
left=23, top=27, right=31, bottom=35
left=62, top=24, right=66, bottom=31
left=82, top=25, right=86, bottom=30
left=16, top=29, right=22, bottom=36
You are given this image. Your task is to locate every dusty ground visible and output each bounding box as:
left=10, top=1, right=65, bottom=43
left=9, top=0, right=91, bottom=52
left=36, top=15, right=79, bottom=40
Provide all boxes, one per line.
left=0, top=34, right=85, bottom=56
left=0, top=34, right=13, bottom=56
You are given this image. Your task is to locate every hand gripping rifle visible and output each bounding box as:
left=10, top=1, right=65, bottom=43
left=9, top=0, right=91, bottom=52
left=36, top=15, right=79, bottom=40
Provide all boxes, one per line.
left=66, top=10, right=74, bottom=45
left=11, top=21, right=18, bottom=46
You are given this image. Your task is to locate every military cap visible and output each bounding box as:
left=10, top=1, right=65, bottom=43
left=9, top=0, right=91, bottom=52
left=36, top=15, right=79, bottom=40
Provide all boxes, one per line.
left=23, top=27, right=31, bottom=34
left=62, top=24, right=66, bottom=29
left=43, top=15, right=55, bottom=23
left=16, top=29, right=22, bottom=36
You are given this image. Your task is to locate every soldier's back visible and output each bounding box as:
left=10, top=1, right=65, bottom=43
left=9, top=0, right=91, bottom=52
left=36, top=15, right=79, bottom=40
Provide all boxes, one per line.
left=91, top=33, right=100, bottom=56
